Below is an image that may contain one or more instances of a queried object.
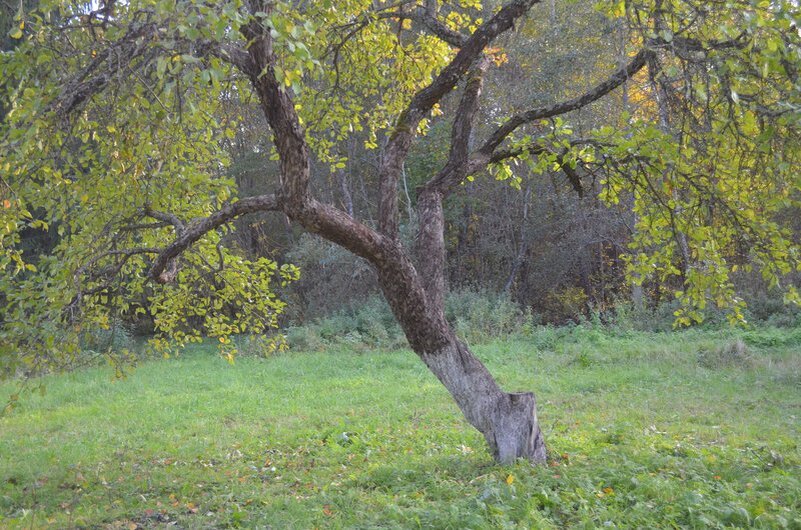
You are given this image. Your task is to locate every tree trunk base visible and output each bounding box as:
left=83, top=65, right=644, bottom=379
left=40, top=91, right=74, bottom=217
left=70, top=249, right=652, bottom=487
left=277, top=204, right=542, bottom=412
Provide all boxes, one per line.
left=486, top=391, right=547, bottom=464
left=419, top=340, right=547, bottom=464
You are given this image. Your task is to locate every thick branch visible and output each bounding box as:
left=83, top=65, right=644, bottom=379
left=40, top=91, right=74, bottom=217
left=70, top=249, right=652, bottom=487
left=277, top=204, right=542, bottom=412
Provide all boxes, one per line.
left=378, top=0, right=542, bottom=237
left=200, top=40, right=256, bottom=76
left=425, top=56, right=491, bottom=196
left=414, top=57, right=490, bottom=308
left=241, top=1, right=311, bottom=213
left=150, top=194, right=279, bottom=282
left=649, top=33, right=749, bottom=61
left=47, top=22, right=158, bottom=117
left=487, top=138, right=605, bottom=165
left=238, top=2, right=392, bottom=266
left=70, top=247, right=161, bottom=315
left=142, top=205, right=186, bottom=234
left=486, top=143, right=585, bottom=197
left=48, top=24, right=253, bottom=120
left=477, top=48, right=653, bottom=157
left=299, top=200, right=389, bottom=262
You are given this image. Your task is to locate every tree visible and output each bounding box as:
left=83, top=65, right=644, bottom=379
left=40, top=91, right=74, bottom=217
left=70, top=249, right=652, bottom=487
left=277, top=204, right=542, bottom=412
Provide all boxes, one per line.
left=1, top=0, right=799, bottom=463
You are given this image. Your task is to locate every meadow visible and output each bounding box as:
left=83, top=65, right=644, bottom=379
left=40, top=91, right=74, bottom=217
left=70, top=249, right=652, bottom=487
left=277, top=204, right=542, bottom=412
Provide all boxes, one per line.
left=1, top=326, right=800, bottom=528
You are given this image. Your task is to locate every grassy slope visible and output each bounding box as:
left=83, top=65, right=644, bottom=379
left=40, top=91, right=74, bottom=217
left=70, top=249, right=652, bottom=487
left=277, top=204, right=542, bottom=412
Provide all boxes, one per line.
left=1, top=327, right=800, bottom=529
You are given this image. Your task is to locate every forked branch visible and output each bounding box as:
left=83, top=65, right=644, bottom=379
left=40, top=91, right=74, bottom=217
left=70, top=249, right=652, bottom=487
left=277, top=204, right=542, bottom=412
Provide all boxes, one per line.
left=150, top=194, right=279, bottom=282
left=378, top=0, right=543, bottom=237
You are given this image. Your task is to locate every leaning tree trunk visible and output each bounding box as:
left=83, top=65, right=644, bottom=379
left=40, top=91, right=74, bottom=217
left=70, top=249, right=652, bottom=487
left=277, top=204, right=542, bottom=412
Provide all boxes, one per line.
left=421, top=337, right=547, bottom=463
left=372, top=230, right=547, bottom=464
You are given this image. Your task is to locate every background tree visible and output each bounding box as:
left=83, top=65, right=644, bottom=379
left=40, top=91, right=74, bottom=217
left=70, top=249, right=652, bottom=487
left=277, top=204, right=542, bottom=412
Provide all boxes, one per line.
left=1, top=0, right=799, bottom=463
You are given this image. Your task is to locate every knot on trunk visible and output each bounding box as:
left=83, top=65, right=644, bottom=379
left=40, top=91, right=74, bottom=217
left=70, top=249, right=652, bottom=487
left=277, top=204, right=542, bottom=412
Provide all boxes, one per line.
left=155, top=258, right=178, bottom=284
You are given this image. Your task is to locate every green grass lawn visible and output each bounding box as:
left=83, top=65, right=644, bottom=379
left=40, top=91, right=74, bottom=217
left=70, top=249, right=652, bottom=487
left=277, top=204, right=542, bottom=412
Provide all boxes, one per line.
left=1, top=326, right=800, bottom=528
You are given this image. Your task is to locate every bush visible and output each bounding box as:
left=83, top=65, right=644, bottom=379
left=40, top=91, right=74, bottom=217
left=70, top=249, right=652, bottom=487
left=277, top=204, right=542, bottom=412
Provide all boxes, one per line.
left=284, top=325, right=327, bottom=352
left=610, top=300, right=680, bottom=332
left=741, top=326, right=801, bottom=348
left=743, top=292, right=801, bottom=327
left=284, top=234, right=381, bottom=321
left=80, top=322, right=136, bottom=355
left=285, top=297, right=406, bottom=352
left=697, top=339, right=753, bottom=369
left=231, top=334, right=287, bottom=357
left=445, top=289, right=535, bottom=344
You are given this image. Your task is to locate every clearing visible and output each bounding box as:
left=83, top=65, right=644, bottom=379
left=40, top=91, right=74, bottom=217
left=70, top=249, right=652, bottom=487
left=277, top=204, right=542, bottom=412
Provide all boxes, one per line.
left=1, top=326, right=800, bottom=528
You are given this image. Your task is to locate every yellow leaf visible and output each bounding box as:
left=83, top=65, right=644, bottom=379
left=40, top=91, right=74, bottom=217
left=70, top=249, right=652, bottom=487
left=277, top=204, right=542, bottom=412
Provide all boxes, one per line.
left=506, top=474, right=514, bottom=485
left=2, top=199, right=11, bottom=209
left=10, top=27, right=23, bottom=39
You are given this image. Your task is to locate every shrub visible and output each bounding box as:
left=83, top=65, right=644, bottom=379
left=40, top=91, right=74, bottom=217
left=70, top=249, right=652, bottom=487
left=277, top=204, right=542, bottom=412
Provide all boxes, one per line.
left=741, top=326, right=801, bottom=348
left=232, top=334, right=287, bottom=357
left=285, top=297, right=405, bottom=352
left=445, top=289, right=533, bottom=344
left=610, top=300, right=681, bottom=332
left=284, top=325, right=326, bottom=352
left=284, top=234, right=380, bottom=321
left=697, top=339, right=753, bottom=369
left=80, top=322, right=136, bottom=355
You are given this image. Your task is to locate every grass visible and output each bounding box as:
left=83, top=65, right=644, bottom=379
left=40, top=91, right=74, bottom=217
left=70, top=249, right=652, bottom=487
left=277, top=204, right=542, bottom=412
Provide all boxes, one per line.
left=1, top=326, right=800, bottom=528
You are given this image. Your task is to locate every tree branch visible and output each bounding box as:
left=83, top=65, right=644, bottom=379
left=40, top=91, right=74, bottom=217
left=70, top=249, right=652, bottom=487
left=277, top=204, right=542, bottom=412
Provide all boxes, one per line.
left=142, top=205, right=186, bottom=234
left=474, top=139, right=600, bottom=198
left=237, top=2, right=395, bottom=268
left=301, top=199, right=390, bottom=262
left=476, top=48, right=653, bottom=158
left=424, top=56, right=491, bottom=197
left=70, top=247, right=161, bottom=315
left=375, top=8, right=469, bottom=47
left=150, top=194, right=279, bottom=283
left=413, top=56, right=490, bottom=309
left=199, top=40, right=256, bottom=76
left=242, top=0, right=312, bottom=213
left=47, top=22, right=158, bottom=118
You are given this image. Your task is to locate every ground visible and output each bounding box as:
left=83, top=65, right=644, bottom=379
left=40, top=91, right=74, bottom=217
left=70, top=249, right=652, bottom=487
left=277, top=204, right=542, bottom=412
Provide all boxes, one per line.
left=1, top=326, right=800, bottom=528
